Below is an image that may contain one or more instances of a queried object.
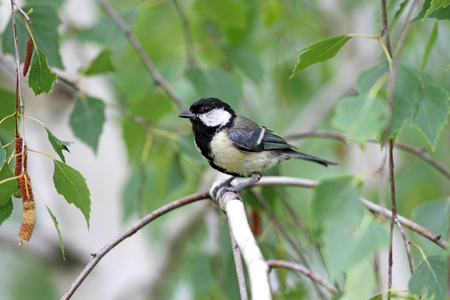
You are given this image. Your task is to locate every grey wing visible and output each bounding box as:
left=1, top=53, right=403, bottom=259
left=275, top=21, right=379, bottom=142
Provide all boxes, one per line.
left=228, top=116, right=294, bottom=152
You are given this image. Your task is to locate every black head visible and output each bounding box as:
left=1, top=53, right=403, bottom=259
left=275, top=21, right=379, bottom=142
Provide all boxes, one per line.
left=178, top=97, right=236, bottom=128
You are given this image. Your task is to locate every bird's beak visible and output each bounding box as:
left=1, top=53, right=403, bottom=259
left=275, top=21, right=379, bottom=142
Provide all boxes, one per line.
left=178, top=110, right=196, bottom=119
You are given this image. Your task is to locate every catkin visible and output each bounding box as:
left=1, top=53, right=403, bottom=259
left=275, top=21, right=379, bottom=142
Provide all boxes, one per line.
left=23, top=37, right=33, bottom=77
left=17, top=199, right=36, bottom=242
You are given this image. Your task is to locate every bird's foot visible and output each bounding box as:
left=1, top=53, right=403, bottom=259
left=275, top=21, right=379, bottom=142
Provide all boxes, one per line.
left=210, top=176, right=236, bottom=203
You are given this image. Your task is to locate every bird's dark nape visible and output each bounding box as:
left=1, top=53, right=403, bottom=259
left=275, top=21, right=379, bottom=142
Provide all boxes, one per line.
left=281, top=149, right=337, bottom=167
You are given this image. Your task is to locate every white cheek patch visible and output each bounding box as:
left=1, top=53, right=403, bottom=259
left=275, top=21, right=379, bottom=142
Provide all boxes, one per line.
left=199, top=108, right=232, bottom=127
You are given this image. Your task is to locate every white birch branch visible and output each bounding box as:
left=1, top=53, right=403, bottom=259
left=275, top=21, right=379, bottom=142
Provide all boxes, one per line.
left=217, top=191, right=272, bottom=300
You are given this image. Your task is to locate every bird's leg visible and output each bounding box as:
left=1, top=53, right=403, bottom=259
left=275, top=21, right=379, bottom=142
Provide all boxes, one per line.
left=216, top=173, right=262, bottom=201
left=211, top=176, right=236, bottom=199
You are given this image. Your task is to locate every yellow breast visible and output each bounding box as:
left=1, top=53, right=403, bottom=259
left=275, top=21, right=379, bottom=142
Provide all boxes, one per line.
left=209, top=130, right=278, bottom=177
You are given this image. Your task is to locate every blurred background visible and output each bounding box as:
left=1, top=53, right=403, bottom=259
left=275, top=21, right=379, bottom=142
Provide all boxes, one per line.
left=0, top=0, right=448, bottom=299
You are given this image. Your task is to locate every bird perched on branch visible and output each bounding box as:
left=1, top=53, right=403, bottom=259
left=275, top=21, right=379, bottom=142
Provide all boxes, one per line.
left=178, top=97, right=337, bottom=198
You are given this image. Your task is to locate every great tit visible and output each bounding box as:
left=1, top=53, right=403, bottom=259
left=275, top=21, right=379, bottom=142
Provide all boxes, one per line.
left=178, top=97, right=337, bottom=197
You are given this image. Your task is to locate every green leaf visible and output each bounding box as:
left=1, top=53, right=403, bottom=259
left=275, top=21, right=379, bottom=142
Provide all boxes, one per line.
left=44, top=203, right=65, bottom=259
left=291, top=35, right=352, bottom=77
left=391, top=64, right=424, bottom=135
left=45, top=127, right=74, bottom=163
left=28, top=47, right=58, bottom=95
left=408, top=255, right=448, bottom=300
left=0, top=199, right=13, bottom=227
left=423, top=0, right=450, bottom=19
left=53, top=160, right=91, bottom=228
left=416, top=0, right=450, bottom=20
left=195, top=0, right=248, bottom=29
left=413, top=198, right=449, bottom=255
left=340, top=259, right=376, bottom=300
left=186, top=67, right=243, bottom=108
left=227, top=47, right=264, bottom=84
left=69, top=95, right=106, bottom=153
left=0, top=163, right=18, bottom=206
left=167, top=152, right=185, bottom=192
left=0, top=141, right=5, bottom=166
left=2, top=4, right=64, bottom=69
left=312, top=177, right=388, bottom=280
left=421, top=22, right=438, bottom=71
left=332, top=95, right=386, bottom=142
left=25, top=0, right=65, bottom=9
left=413, top=85, right=449, bottom=150
left=81, top=49, right=115, bottom=76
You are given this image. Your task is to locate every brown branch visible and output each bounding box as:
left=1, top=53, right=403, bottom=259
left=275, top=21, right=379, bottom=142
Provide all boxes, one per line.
left=267, top=260, right=337, bottom=294
left=361, top=197, right=447, bottom=249
left=95, top=0, right=188, bottom=111
left=61, top=190, right=209, bottom=300
left=248, top=176, right=448, bottom=250
left=285, top=129, right=450, bottom=180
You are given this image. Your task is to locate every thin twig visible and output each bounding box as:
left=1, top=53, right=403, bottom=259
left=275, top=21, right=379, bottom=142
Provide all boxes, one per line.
left=267, top=260, right=337, bottom=294
left=251, top=189, right=326, bottom=300
left=172, top=0, right=196, bottom=68
left=245, top=176, right=448, bottom=250
left=285, top=129, right=450, bottom=180
left=10, top=0, right=27, bottom=174
left=95, top=0, right=188, bottom=111
left=395, top=220, right=414, bottom=274
left=393, top=0, right=424, bottom=61
left=227, top=215, right=248, bottom=300
left=61, top=190, right=209, bottom=300
left=360, top=197, right=447, bottom=249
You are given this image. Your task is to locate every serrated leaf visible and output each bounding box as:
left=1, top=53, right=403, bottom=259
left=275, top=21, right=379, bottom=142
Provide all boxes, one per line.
left=291, top=35, right=352, bottom=77
left=81, top=49, right=115, bottom=76
left=408, top=255, right=447, bottom=300
left=0, top=163, right=18, bottom=206
left=421, top=22, right=438, bottom=71
left=2, top=4, right=63, bottom=68
left=186, top=67, right=243, bottom=108
left=423, top=0, right=450, bottom=19
left=53, top=160, right=91, bottom=228
left=413, top=85, right=449, bottom=150
left=28, top=47, right=58, bottom=95
left=0, top=199, right=13, bottom=227
left=44, top=203, right=65, bottom=259
left=0, top=141, right=5, bottom=166
left=416, top=0, right=450, bottom=20
left=45, top=127, right=74, bottom=163
left=69, top=95, right=106, bottom=153
left=391, top=64, right=424, bottom=135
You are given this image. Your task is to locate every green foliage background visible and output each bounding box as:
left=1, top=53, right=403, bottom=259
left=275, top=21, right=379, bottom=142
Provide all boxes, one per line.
left=0, top=0, right=449, bottom=299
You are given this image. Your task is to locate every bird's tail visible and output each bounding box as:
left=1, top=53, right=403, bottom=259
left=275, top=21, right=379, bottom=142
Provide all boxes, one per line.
left=281, top=149, right=337, bottom=167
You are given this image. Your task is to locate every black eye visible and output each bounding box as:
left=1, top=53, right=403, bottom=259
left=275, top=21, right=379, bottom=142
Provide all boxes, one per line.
left=201, top=106, right=211, bottom=113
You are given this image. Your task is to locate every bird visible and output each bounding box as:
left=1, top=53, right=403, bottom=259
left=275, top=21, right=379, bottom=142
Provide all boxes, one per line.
left=178, top=97, right=337, bottom=199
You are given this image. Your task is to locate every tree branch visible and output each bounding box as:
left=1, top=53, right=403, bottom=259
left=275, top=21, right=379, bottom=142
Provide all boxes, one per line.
left=61, top=190, right=209, bottom=300
left=95, top=0, right=188, bottom=111
left=267, top=260, right=337, bottom=295
left=227, top=215, right=248, bottom=300
left=285, top=129, right=450, bottom=180
left=244, top=176, right=448, bottom=249
left=217, top=191, right=272, bottom=300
